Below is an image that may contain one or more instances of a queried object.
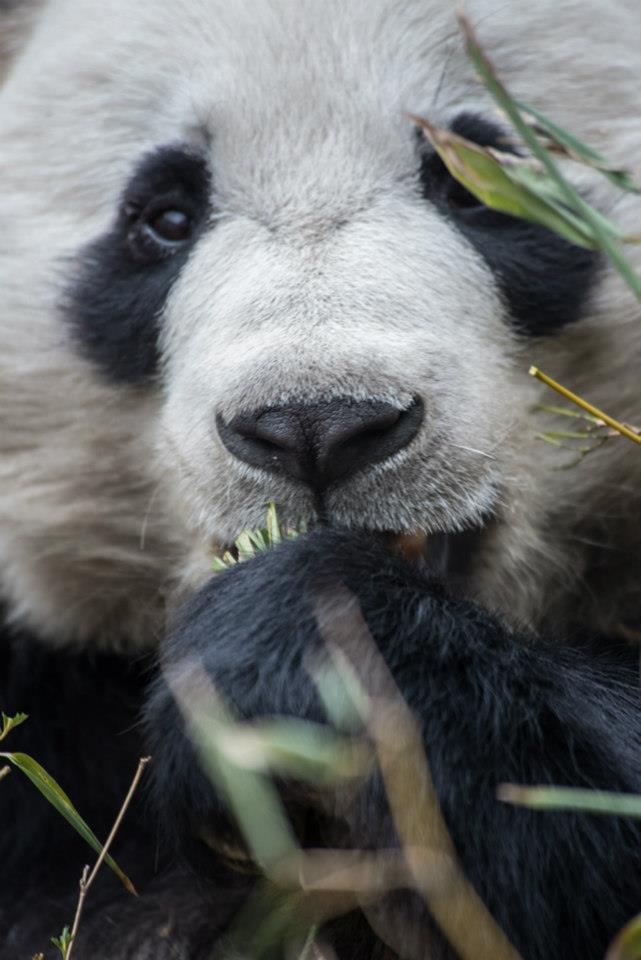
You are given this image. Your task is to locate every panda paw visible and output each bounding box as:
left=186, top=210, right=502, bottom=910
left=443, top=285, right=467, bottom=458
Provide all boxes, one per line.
left=143, top=528, right=509, bottom=858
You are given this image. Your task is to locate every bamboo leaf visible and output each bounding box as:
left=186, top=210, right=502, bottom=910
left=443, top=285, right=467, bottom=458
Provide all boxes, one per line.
left=216, top=719, right=372, bottom=783
left=607, top=913, right=641, bottom=960
left=0, top=711, right=28, bottom=741
left=0, top=751, right=135, bottom=892
left=265, top=501, right=282, bottom=547
left=498, top=784, right=641, bottom=817
left=50, top=926, right=73, bottom=959
left=515, top=100, right=640, bottom=194
left=457, top=11, right=641, bottom=300
left=167, top=667, right=298, bottom=871
left=412, top=116, right=597, bottom=248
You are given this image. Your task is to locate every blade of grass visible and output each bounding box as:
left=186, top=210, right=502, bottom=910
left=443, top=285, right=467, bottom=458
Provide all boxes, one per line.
left=412, top=116, right=598, bottom=248
left=457, top=10, right=641, bottom=300
left=164, top=660, right=299, bottom=872
left=515, top=100, right=640, bottom=194
left=0, top=751, right=135, bottom=892
left=498, top=784, right=641, bottom=817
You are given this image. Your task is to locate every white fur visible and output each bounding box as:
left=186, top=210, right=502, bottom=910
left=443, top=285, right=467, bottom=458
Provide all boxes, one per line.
left=0, top=0, right=639, bottom=648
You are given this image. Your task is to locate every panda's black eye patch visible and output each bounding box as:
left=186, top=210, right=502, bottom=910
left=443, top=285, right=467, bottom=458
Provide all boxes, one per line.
left=122, top=149, right=208, bottom=263
left=67, top=146, right=210, bottom=383
left=419, top=112, right=599, bottom=337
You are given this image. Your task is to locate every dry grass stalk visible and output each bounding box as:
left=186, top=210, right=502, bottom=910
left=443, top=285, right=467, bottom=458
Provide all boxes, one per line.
left=64, top=756, right=150, bottom=960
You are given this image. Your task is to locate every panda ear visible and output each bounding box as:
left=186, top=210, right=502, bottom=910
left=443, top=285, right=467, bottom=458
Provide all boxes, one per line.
left=0, top=0, right=43, bottom=84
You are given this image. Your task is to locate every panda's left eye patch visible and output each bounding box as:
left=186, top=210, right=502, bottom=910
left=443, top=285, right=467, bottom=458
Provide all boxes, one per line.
left=66, top=146, right=211, bottom=383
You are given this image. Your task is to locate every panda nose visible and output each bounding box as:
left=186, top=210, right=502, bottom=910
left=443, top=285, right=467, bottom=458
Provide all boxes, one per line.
left=216, top=398, right=424, bottom=489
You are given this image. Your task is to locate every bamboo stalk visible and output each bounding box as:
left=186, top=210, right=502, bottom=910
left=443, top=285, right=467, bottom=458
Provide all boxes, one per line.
left=529, top=367, right=641, bottom=446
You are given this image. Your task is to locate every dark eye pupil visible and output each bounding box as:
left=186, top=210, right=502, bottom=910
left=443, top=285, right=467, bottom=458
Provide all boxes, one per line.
left=149, top=209, right=191, bottom=242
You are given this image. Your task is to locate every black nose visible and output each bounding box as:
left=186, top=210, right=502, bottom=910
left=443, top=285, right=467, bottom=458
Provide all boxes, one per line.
left=216, top=397, right=424, bottom=488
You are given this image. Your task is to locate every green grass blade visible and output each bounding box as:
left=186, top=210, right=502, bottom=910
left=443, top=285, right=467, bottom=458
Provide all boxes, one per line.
left=169, top=670, right=298, bottom=871
left=217, top=718, right=371, bottom=783
left=458, top=12, right=641, bottom=300
left=516, top=99, right=640, bottom=194
left=265, top=501, right=282, bottom=546
left=412, top=116, right=596, bottom=248
left=498, top=783, right=641, bottom=817
left=0, top=751, right=135, bottom=892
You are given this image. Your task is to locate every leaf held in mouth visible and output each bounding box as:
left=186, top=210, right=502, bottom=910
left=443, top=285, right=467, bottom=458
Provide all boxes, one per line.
left=212, top=503, right=306, bottom=572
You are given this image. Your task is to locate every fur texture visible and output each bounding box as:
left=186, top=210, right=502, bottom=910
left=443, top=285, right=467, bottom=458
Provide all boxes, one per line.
left=1, top=0, right=640, bottom=957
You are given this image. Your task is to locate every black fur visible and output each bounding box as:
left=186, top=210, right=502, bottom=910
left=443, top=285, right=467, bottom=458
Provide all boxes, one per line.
left=66, top=146, right=210, bottom=384
left=420, top=113, right=600, bottom=336
left=145, top=530, right=641, bottom=960
left=0, top=620, right=234, bottom=960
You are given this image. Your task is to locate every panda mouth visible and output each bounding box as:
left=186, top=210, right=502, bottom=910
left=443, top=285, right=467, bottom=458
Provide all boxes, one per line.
left=382, top=517, right=491, bottom=584
left=214, top=514, right=491, bottom=588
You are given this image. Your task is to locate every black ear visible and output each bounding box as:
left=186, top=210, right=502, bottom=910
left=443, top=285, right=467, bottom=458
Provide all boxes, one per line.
left=0, top=0, right=42, bottom=83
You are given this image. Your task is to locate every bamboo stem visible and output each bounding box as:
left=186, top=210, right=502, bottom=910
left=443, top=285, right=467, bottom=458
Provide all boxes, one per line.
left=529, top=367, right=641, bottom=446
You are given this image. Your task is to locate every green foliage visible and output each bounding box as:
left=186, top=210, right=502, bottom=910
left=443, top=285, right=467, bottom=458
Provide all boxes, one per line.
left=0, top=711, right=28, bottom=741
left=213, top=501, right=306, bottom=571
left=0, top=749, right=135, bottom=893
left=457, top=10, right=641, bottom=301
left=515, top=99, right=640, bottom=194
left=50, top=926, right=73, bottom=959
left=0, top=711, right=134, bottom=893
left=498, top=784, right=641, bottom=818
left=608, top=913, right=641, bottom=960
left=414, top=12, right=641, bottom=302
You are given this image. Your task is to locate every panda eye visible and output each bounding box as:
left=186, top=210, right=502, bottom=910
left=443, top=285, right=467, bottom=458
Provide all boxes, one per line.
left=146, top=208, right=193, bottom=243
left=124, top=200, right=196, bottom=261
left=120, top=147, right=210, bottom=263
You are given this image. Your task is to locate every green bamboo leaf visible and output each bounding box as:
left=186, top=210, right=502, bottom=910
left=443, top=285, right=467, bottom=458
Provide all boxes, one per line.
left=50, top=926, right=73, bottom=958
left=506, top=161, right=627, bottom=241
left=248, top=528, right=268, bottom=551
left=309, top=658, right=367, bottom=734
left=607, top=913, right=641, bottom=960
left=412, top=117, right=597, bottom=248
left=212, top=504, right=305, bottom=572
left=498, top=783, right=641, bottom=817
left=217, top=719, right=371, bottom=783
left=0, top=751, right=135, bottom=892
left=265, top=501, right=282, bottom=547
left=457, top=11, right=641, bottom=300
left=178, top=686, right=298, bottom=871
left=235, top=530, right=257, bottom=562
left=539, top=430, right=593, bottom=441
left=536, top=404, right=604, bottom=424
left=0, top=711, right=28, bottom=742
left=516, top=100, right=640, bottom=194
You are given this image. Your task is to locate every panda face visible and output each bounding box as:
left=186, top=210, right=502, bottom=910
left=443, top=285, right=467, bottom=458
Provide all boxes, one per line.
left=0, top=0, right=639, bottom=647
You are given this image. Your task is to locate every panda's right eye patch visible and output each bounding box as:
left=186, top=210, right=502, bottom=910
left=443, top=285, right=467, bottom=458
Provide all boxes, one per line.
left=66, top=146, right=211, bottom=383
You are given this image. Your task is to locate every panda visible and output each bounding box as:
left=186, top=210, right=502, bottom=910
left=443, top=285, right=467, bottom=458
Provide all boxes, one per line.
left=1, top=0, right=640, bottom=957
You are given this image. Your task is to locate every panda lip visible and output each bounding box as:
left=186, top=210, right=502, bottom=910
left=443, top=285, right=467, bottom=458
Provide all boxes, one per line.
left=214, top=514, right=491, bottom=579
left=381, top=514, right=492, bottom=582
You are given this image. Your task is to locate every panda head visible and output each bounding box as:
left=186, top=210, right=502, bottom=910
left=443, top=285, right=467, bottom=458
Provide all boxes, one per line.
left=0, top=0, right=639, bottom=648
